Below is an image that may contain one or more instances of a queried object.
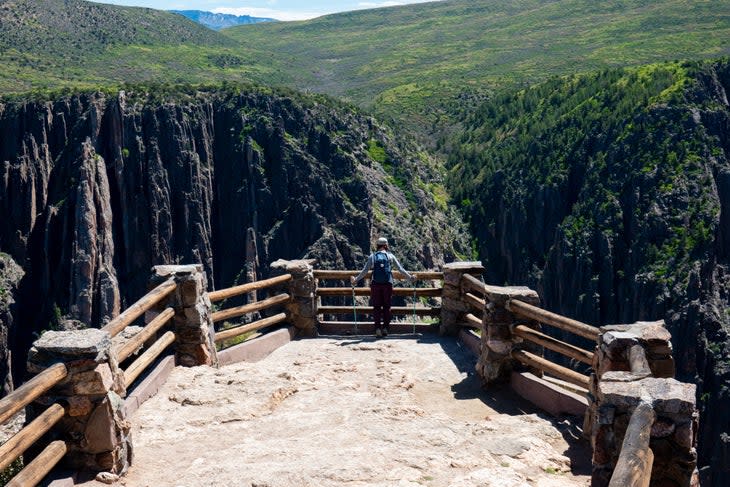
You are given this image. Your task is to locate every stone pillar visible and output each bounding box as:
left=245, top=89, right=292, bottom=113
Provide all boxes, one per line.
left=587, top=320, right=698, bottom=486
left=270, top=259, right=317, bottom=337
left=150, top=265, right=218, bottom=367
left=26, top=329, right=131, bottom=474
left=476, top=284, right=540, bottom=385
left=440, top=261, right=485, bottom=335
left=594, top=320, right=675, bottom=379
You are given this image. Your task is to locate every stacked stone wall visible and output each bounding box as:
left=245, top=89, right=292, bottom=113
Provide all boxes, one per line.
left=26, top=329, right=131, bottom=474
left=587, top=321, right=699, bottom=486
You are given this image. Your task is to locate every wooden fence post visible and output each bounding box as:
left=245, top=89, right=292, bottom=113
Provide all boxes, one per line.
left=26, top=329, right=131, bottom=475
left=150, top=265, right=218, bottom=367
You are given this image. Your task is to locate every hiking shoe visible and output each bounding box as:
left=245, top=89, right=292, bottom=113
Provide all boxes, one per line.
left=375, top=328, right=383, bottom=338
left=382, top=327, right=389, bottom=337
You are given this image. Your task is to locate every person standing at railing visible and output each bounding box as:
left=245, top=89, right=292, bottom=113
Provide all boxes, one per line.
left=351, top=237, right=413, bottom=338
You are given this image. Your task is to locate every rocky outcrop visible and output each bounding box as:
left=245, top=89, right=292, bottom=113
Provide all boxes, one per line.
left=0, top=253, right=23, bottom=394
left=70, top=141, right=119, bottom=326
left=0, top=87, right=469, bottom=384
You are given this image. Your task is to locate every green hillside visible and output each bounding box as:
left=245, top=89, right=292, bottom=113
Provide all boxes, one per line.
left=226, top=0, right=730, bottom=129
left=0, top=0, right=279, bottom=93
left=2, top=0, right=728, bottom=133
left=444, top=59, right=730, bottom=479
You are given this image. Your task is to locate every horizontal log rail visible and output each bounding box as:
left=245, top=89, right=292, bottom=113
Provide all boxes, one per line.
left=0, top=403, right=65, bottom=472
left=316, top=287, right=442, bottom=297
left=6, top=439, right=67, bottom=487
left=464, top=292, right=486, bottom=312
left=513, top=325, right=594, bottom=366
left=115, top=307, right=175, bottom=363
left=211, top=293, right=290, bottom=323
left=124, top=331, right=176, bottom=389
left=319, top=320, right=435, bottom=327
left=214, top=313, right=288, bottom=343
left=208, top=274, right=293, bottom=303
left=506, top=299, right=600, bottom=342
left=318, top=305, right=440, bottom=317
left=313, top=270, right=444, bottom=281
left=511, top=349, right=591, bottom=389
left=609, top=402, right=656, bottom=487
left=0, top=363, right=68, bottom=425
left=461, top=313, right=483, bottom=330
left=629, top=344, right=653, bottom=377
left=102, top=279, right=177, bottom=338
left=462, top=273, right=487, bottom=296
left=318, top=321, right=437, bottom=335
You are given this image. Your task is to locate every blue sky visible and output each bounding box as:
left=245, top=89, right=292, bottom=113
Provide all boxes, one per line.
left=95, top=1, right=440, bottom=21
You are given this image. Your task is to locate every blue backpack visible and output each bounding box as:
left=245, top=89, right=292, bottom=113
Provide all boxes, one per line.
left=372, top=252, right=392, bottom=283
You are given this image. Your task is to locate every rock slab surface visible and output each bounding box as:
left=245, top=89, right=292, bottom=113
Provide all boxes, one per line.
left=80, top=337, right=590, bottom=487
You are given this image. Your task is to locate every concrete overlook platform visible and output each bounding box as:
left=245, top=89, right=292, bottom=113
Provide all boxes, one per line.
left=79, top=336, right=590, bottom=487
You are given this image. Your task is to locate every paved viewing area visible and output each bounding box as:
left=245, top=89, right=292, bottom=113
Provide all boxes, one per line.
left=80, top=336, right=590, bottom=487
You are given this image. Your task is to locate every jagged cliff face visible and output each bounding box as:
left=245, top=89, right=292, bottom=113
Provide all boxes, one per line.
left=448, top=61, right=730, bottom=483
left=0, top=87, right=468, bottom=383
left=0, top=253, right=23, bottom=394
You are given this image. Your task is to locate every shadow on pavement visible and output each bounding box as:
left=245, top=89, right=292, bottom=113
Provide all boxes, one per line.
left=436, top=334, right=593, bottom=477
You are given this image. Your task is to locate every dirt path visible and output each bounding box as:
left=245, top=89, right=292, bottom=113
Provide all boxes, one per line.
left=84, top=336, right=591, bottom=487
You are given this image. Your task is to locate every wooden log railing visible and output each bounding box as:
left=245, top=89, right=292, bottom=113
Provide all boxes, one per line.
left=315, top=270, right=443, bottom=333
left=0, top=363, right=68, bottom=425
left=208, top=274, right=293, bottom=302
left=0, top=363, right=69, bottom=487
left=464, top=292, right=486, bottom=313
left=460, top=272, right=597, bottom=386
left=0, top=403, right=65, bottom=471
left=317, top=305, right=441, bottom=317
left=462, top=273, right=487, bottom=296
left=316, top=287, right=442, bottom=297
left=313, top=270, right=444, bottom=281
left=102, top=278, right=177, bottom=338
left=511, top=350, right=591, bottom=389
left=115, top=307, right=175, bottom=363
left=506, top=298, right=600, bottom=341
left=114, top=303, right=177, bottom=391
left=609, top=402, right=656, bottom=487
left=5, top=440, right=67, bottom=487
left=209, top=275, right=294, bottom=346
left=214, top=313, right=288, bottom=343
left=628, top=344, right=653, bottom=377
left=512, top=325, right=594, bottom=366
left=211, top=293, right=290, bottom=323
left=124, top=331, right=176, bottom=389
left=461, top=313, right=483, bottom=331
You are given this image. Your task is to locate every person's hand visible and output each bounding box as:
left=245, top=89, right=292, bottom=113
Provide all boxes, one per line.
left=350, top=276, right=356, bottom=286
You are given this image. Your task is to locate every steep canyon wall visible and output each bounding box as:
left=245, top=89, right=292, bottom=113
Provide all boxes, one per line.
left=449, top=61, right=730, bottom=483
left=0, top=87, right=468, bottom=386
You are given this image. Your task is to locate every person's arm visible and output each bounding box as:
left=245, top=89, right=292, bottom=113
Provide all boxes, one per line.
left=352, top=254, right=373, bottom=284
left=390, top=253, right=413, bottom=281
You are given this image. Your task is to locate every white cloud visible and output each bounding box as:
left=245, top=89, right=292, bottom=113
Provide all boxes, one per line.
left=212, top=6, right=324, bottom=21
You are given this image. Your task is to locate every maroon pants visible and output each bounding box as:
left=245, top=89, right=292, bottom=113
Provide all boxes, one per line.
left=371, top=282, right=393, bottom=328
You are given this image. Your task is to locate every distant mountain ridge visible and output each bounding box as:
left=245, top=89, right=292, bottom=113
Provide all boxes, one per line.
left=171, top=10, right=276, bottom=30
left=0, top=0, right=232, bottom=54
